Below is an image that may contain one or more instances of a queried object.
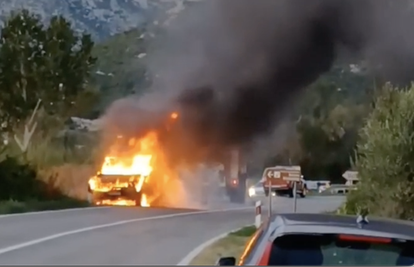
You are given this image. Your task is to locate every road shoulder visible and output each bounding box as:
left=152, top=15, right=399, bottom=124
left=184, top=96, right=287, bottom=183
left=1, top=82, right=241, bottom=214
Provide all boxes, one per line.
left=184, top=226, right=256, bottom=265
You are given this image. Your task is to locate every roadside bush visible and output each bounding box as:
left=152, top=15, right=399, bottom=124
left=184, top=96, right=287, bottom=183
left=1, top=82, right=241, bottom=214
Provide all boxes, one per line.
left=0, top=199, right=90, bottom=214
left=1, top=127, right=99, bottom=201
left=4, top=129, right=99, bottom=167
left=0, top=200, right=28, bottom=214
left=0, top=156, right=44, bottom=201
left=343, top=83, right=414, bottom=219
left=38, top=164, right=95, bottom=200
left=0, top=156, right=90, bottom=203
left=0, top=134, right=96, bottom=213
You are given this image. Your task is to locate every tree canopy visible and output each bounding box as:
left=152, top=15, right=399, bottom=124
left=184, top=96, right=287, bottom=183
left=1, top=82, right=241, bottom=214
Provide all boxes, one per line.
left=344, top=83, right=414, bottom=219
left=0, top=9, right=98, bottom=134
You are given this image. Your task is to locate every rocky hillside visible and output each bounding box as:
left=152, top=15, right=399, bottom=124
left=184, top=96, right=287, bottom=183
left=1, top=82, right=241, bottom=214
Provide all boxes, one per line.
left=0, top=0, right=199, bottom=40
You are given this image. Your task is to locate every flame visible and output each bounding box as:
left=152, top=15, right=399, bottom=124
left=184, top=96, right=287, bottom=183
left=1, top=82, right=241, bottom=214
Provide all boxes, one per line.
left=141, top=194, right=150, bottom=207
left=90, top=131, right=162, bottom=207
left=95, top=196, right=150, bottom=208
left=170, top=112, right=178, bottom=119
left=100, top=132, right=158, bottom=176
left=90, top=120, right=185, bottom=208
left=101, top=155, right=153, bottom=176
left=96, top=199, right=136, bottom=206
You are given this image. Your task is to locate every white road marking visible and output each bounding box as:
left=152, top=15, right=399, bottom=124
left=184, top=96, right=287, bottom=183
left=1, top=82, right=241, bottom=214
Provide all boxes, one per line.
left=176, top=225, right=247, bottom=265
left=0, top=206, right=111, bottom=219
left=0, top=207, right=252, bottom=255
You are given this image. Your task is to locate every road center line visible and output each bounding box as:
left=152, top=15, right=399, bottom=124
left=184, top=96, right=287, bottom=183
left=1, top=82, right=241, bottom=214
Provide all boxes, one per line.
left=0, top=207, right=252, bottom=255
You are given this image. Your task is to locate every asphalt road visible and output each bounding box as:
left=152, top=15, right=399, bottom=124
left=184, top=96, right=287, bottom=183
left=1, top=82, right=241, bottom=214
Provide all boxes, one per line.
left=0, top=196, right=345, bottom=264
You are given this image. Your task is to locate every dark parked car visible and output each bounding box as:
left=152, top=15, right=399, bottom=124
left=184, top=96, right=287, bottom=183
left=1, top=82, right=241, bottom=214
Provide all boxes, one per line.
left=217, top=213, right=414, bottom=266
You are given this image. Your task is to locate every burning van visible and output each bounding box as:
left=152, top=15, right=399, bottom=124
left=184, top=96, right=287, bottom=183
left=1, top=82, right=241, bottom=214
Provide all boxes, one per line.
left=87, top=155, right=151, bottom=206
left=87, top=131, right=162, bottom=207
left=86, top=111, right=183, bottom=207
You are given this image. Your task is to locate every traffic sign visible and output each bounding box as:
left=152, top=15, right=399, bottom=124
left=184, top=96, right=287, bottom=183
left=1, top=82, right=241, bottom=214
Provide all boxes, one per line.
left=262, top=166, right=302, bottom=182
left=265, top=169, right=281, bottom=178
left=343, top=171, right=359, bottom=181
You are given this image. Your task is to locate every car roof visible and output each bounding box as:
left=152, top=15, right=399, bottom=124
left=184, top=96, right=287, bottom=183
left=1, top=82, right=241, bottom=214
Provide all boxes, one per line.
left=269, top=213, right=414, bottom=241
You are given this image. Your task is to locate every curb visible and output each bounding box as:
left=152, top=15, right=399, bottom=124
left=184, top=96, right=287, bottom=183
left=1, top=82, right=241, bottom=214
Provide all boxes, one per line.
left=176, top=225, right=250, bottom=265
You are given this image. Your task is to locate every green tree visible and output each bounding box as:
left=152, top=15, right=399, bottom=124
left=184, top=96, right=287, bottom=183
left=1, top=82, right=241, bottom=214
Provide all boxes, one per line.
left=0, top=9, right=97, bottom=131
left=295, top=66, right=370, bottom=181
left=345, top=83, right=414, bottom=219
left=43, top=16, right=97, bottom=117
left=0, top=10, right=45, bottom=130
left=91, top=26, right=149, bottom=112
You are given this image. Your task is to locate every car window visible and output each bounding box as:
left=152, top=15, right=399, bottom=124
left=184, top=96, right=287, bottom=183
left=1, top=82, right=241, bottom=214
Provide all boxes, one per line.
left=268, top=234, right=414, bottom=266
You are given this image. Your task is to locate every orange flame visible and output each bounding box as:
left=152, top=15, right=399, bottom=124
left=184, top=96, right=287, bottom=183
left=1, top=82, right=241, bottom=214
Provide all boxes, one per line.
left=141, top=194, right=150, bottom=207
left=101, top=132, right=158, bottom=176
left=101, top=155, right=153, bottom=176
left=171, top=112, right=178, bottom=119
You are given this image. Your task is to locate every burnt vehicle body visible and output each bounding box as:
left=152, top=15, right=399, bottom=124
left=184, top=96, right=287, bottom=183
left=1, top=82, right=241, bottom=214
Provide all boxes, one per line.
left=217, top=213, right=414, bottom=266
left=87, top=174, right=146, bottom=205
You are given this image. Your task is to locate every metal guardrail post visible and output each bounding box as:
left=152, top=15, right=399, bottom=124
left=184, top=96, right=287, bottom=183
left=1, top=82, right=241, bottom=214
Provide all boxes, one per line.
left=268, top=179, right=272, bottom=218
left=293, top=182, right=297, bottom=213
left=255, top=200, right=262, bottom=228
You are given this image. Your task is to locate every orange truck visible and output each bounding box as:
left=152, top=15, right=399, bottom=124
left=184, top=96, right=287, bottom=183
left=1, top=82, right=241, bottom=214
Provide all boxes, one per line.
left=261, top=165, right=307, bottom=198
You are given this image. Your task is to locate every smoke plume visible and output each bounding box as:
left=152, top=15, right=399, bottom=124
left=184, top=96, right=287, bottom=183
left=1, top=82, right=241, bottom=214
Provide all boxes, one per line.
left=104, top=0, right=414, bottom=164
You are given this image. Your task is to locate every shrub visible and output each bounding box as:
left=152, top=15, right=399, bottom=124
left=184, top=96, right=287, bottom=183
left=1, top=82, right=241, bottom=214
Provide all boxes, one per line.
left=4, top=129, right=99, bottom=168
left=38, top=164, right=95, bottom=200
left=0, top=156, right=43, bottom=201
left=0, top=199, right=90, bottom=214
left=1, top=127, right=100, bottom=202
left=0, top=156, right=91, bottom=203
left=0, top=200, right=28, bottom=214
left=344, top=83, right=414, bottom=219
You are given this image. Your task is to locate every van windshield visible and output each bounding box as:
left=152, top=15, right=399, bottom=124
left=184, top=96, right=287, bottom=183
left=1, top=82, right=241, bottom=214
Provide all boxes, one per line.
left=268, top=234, right=414, bottom=266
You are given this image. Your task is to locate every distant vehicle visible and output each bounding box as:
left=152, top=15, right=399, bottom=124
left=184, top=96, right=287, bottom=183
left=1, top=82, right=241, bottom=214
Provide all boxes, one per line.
left=261, top=166, right=307, bottom=198
left=317, top=180, right=331, bottom=193
left=248, top=181, right=265, bottom=198
left=217, top=213, right=414, bottom=266
left=303, top=180, right=320, bottom=190
left=346, top=179, right=359, bottom=186
left=323, top=184, right=358, bottom=195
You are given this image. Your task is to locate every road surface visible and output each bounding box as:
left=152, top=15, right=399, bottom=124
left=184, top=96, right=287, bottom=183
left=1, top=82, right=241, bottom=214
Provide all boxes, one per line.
left=0, top=196, right=344, bottom=264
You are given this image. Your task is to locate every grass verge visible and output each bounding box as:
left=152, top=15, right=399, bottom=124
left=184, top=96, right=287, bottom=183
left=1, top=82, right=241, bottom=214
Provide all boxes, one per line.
left=0, top=198, right=91, bottom=215
left=189, top=225, right=257, bottom=265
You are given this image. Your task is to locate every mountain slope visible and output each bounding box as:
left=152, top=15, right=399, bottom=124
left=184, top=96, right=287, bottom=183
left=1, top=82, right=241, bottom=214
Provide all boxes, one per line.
left=0, top=0, right=191, bottom=40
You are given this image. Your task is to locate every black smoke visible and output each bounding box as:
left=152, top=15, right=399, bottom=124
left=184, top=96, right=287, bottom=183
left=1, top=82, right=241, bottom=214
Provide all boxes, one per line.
left=174, top=1, right=414, bottom=140
left=105, top=0, right=414, bottom=164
